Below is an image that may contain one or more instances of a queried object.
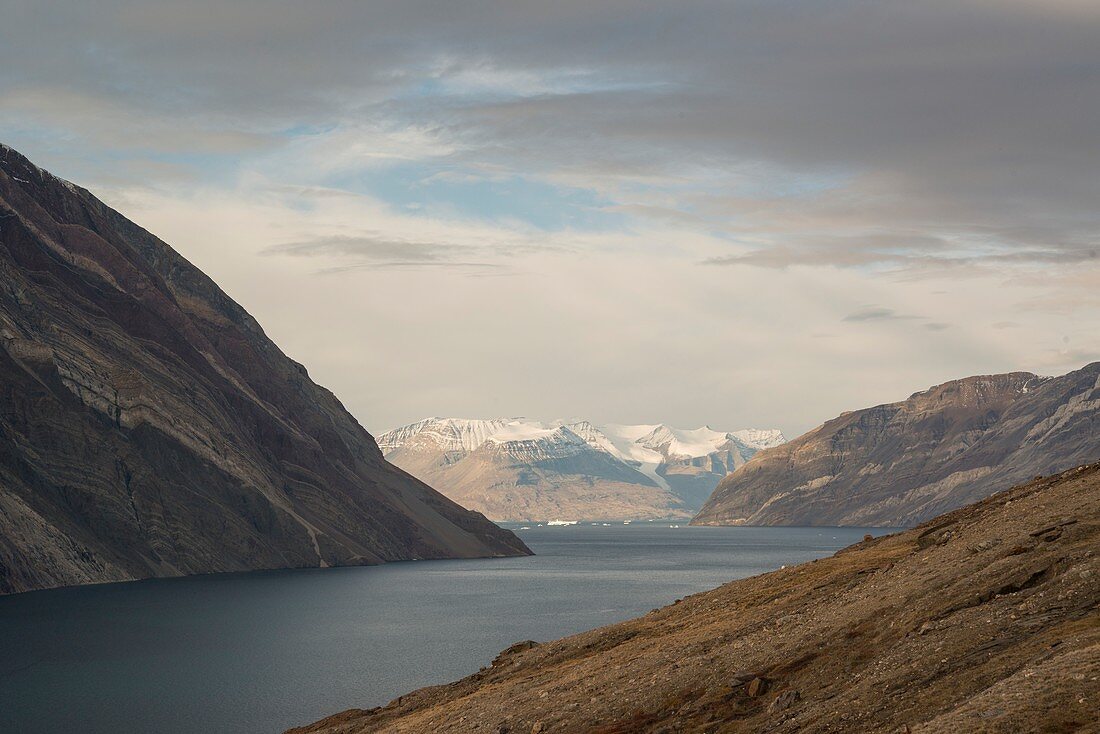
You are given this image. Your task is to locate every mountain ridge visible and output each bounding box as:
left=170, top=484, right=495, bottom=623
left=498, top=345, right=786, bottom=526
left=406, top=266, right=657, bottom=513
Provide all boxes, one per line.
left=0, top=143, right=529, bottom=595
left=379, top=417, right=786, bottom=520
left=692, top=366, right=1099, bottom=527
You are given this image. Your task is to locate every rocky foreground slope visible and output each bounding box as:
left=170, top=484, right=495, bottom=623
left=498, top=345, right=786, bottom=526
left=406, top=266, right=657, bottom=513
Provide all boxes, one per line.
left=293, top=463, right=1099, bottom=733
left=380, top=418, right=784, bottom=520
left=694, top=365, right=1099, bottom=527
left=0, top=144, right=528, bottom=595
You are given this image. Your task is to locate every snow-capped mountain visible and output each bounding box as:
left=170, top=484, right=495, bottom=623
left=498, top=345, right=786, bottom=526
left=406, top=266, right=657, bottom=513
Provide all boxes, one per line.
left=727, top=427, right=788, bottom=451
left=376, top=417, right=515, bottom=455
left=378, top=417, right=786, bottom=521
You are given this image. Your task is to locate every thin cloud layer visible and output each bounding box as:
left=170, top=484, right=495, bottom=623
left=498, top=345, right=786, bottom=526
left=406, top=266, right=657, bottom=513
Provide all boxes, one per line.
left=843, top=307, right=920, bottom=323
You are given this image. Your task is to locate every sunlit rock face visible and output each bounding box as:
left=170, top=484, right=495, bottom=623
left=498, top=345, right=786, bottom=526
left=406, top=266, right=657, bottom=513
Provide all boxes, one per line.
left=693, top=366, right=1100, bottom=527
left=0, top=144, right=529, bottom=595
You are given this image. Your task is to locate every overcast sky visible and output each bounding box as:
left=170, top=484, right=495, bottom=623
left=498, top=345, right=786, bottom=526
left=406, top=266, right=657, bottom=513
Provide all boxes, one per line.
left=2, top=0, right=1098, bottom=437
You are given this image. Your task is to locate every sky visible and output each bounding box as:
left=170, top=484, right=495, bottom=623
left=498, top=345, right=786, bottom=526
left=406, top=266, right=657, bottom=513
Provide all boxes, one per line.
left=1, top=0, right=1098, bottom=438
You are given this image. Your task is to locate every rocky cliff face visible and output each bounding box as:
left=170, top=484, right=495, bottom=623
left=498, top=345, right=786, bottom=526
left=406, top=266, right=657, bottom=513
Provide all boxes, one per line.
left=379, top=418, right=785, bottom=520
left=0, top=144, right=529, bottom=595
left=693, top=366, right=1099, bottom=527
left=292, top=463, right=1100, bottom=734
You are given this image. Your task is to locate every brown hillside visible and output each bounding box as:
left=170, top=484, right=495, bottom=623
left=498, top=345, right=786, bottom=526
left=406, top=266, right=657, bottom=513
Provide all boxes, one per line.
left=292, top=463, right=1100, bottom=733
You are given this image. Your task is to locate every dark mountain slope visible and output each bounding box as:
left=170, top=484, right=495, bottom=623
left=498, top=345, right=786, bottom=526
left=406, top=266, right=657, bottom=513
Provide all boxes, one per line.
left=693, top=366, right=1099, bottom=526
left=0, top=144, right=528, bottom=595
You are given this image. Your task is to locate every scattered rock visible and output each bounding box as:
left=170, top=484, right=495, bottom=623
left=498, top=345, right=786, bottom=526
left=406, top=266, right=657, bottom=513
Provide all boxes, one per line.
left=747, top=677, right=769, bottom=697
left=1029, top=518, right=1078, bottom=537
left=493, top=641, right=540, bottom=666
left=530, top=722, right=543, bottom=734
left=969, top=538, right=1003, bottom=553
left=768, top=690, right=801, bottom=713
left=730, top=670, right=758, bottom=685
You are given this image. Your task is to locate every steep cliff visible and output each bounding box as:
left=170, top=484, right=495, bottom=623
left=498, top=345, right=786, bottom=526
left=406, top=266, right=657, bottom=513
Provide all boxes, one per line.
left=693, top=366, right=1099, bottom=526
left=0, top=144, right=529, bottom=595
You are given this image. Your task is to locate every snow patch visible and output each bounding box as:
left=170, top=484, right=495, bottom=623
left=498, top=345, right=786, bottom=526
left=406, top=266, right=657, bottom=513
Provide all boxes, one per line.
left=379, top=416, right=787, bottom=496
left=381, top=417, right=786, bottom=461
left=486, top=421, right=568, bottom=443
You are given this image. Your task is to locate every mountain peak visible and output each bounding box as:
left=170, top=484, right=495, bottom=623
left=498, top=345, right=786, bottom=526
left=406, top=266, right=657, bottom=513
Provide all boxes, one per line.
left=379, top=416, right=787, bottom=520
left=380, top=417, right=786, bottom=462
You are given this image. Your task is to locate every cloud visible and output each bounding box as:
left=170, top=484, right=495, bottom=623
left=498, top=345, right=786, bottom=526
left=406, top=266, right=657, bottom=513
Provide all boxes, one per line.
left=261, top=235, right=512, bottom=275
left=2, top=1, right=1099, bottom=435
left=0, top=88, right=274, bottom=153
left=314, top=261, right=503, bottom=275
left=78, top=178, right=1100, bottom=438
left=843, top=307, right=921, bottom=323
left=263, top=235, right=452, bottom=262
left=3, top=2, right=1097, bottom=259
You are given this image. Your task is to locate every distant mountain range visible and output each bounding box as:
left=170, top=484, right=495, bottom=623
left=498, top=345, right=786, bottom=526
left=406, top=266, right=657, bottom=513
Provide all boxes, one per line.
left=379, top=418, right=786, bottom=521
left=0, top=144, right=528, bottom=595
left=693, top=363, right=1100, bottom=527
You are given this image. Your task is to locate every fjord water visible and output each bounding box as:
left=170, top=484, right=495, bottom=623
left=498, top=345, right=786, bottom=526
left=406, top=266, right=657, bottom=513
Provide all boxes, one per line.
left=0, top=524, right=887, bottom=734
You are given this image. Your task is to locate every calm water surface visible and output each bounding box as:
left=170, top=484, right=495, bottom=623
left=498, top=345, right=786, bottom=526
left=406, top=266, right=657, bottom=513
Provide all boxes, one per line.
left=0, top=524, right=891, bottom=733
